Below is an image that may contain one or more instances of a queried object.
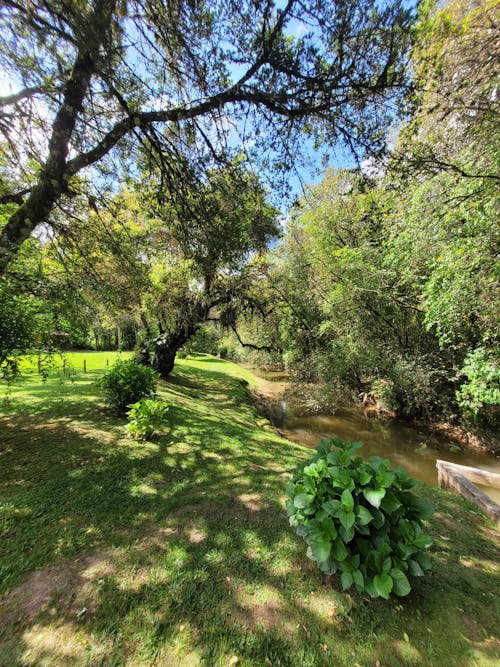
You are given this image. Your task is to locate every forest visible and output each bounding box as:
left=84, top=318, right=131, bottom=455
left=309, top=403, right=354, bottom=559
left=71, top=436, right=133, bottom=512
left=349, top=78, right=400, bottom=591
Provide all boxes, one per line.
left=0, top=0, right=499, bottom=665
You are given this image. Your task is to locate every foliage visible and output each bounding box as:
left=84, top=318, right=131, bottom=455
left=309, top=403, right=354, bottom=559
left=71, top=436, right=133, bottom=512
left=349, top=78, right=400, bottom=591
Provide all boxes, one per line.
left=456, top=348, right=500, bottom=425
left=0, top=0, right=416, bottom=274
left=135, top=163, right=280, bottom=377
left=287, top=439, right=433, bottom=599
left=0, top=283, right=38, bottom=365
left=126, top=399, right=169, bottom=441
left=184, top=325, right=221, bottom=356
left=97, top=360, right=158, bottom=415
left=249, top=0, right=499, bottom=428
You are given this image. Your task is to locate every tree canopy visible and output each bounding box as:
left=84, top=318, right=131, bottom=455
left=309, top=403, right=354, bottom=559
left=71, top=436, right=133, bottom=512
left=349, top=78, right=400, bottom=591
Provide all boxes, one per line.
left=0, top=0, right=416, bottom=273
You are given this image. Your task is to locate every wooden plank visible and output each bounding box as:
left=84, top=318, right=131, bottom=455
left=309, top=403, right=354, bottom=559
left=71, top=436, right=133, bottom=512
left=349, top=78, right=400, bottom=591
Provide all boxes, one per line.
left=436, top=460, right=500, bottom=527
left=436, top=460, right=500, bottom=489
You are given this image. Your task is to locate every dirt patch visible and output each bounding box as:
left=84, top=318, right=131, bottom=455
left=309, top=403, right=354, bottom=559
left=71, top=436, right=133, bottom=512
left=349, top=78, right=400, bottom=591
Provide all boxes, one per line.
left=458, top=610, right=485, bottom=642
left=0, top=564, right=74, bottom=626
left=232, top=590, right=283, bottom=630
left=187, top=524, right=207, bottom=544
left=237, top=493, right=269, bottom=513
left=0, top=554, right=116, bottom=633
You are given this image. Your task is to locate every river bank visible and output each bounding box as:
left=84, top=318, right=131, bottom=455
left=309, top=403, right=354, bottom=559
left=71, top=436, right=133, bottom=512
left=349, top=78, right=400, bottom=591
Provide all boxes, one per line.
left=245, top=365, right=500, bottom=496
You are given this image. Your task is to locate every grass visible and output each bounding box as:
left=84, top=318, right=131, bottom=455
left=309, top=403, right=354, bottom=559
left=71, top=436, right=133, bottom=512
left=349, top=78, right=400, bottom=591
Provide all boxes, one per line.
left=0, top=353, right=499, bottom=666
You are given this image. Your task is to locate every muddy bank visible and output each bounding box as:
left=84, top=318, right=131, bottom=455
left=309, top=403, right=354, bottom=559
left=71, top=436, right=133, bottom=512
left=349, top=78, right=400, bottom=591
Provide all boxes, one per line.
left=247, top=366, right=499, bottom=458
left=415, top=419, right=499, bottom=457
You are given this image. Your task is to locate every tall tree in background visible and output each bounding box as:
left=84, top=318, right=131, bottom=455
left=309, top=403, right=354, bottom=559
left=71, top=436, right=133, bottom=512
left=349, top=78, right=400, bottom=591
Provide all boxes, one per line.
left=0, top=0, right=416, bottom=273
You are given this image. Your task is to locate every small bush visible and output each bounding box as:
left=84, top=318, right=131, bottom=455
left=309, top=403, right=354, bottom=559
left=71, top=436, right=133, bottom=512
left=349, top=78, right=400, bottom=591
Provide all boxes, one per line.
left=126, top=398, right=168, bottom=440
left=286, top=439, right=433, bottom=599
left=97, top=359, right=158, bottom=414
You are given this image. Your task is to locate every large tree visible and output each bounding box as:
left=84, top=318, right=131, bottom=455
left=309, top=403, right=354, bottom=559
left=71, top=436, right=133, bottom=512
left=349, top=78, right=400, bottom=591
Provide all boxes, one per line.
left=0, top=0, right=416, bottom=274
left=138, top=162, right=279, bottom=377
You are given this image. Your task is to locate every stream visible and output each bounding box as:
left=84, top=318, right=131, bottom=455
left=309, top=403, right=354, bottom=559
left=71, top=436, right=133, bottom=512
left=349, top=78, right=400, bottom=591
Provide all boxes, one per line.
left=247, top=366, right=500, bottom=503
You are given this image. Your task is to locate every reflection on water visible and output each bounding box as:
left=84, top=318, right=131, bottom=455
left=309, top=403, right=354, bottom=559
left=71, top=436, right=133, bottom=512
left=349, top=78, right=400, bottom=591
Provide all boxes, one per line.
left=248, top=365, right=500, bottom=503
left=282, top=407, right=500, bottom=500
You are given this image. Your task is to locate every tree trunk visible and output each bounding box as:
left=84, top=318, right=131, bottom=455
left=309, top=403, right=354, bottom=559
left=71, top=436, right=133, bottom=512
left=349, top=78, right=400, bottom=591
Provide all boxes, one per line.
left=0, top=0, right=116, bottom=276
left=152, top=324, right=200, bottom=379
left=153, top=344, right=178, bottom=379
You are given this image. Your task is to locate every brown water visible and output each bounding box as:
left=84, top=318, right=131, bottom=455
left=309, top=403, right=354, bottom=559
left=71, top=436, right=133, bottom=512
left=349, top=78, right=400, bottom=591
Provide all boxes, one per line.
left=247, top=365, right=500, bottom=503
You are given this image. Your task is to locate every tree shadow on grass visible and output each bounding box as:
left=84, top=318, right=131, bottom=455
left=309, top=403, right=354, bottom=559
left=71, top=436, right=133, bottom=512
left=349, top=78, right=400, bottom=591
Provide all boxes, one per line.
left=1, top=364, right=499, bottom=666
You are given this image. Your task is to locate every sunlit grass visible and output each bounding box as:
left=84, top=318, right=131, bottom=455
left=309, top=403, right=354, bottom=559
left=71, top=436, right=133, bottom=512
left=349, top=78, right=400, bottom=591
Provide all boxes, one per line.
left=0, top=354, right=499, bottom=666
left=18, top=350, right=133, bottom=375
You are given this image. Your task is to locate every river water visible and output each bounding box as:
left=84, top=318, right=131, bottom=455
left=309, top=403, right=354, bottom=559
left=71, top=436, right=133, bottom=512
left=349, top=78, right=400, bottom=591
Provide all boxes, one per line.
left=247, top=366, right=500, bottom=503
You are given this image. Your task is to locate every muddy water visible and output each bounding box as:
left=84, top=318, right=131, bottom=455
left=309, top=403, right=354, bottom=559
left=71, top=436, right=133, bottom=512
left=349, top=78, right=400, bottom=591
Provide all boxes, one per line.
left=247, top=366, right=500, bottom=503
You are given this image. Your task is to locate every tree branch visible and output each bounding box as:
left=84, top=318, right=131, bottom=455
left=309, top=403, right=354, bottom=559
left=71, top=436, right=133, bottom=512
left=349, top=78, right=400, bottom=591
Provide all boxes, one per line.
left=230, top=324, right=280, bottom=353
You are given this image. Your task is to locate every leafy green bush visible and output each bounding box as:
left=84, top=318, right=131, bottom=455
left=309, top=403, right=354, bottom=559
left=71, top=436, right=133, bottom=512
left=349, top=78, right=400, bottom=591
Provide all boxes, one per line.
left=456, top=348, right=500, bottom=425
left=97, top=359, right=158, bottom=414
left=126, top=398, right=169, bottom=440
left=286, top=439, right=433, bottom=599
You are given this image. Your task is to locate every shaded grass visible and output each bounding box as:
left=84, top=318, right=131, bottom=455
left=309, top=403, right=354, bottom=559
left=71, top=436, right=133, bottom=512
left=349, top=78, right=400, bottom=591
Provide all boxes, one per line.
left=0, top=354, right=499, bottom=666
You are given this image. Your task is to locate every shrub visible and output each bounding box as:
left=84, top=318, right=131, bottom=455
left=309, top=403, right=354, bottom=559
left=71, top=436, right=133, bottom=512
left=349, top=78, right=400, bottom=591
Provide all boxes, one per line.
left=456, top=348, right=500, bottom=425
left=97, top=359, right=158, bottom=414
left=126, top=399, right=169, bottom=440
left=286, top=439, right=433, bottom=599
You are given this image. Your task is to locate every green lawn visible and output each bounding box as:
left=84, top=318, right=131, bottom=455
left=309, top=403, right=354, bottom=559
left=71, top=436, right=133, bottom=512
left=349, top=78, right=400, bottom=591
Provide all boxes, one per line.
left=0, top=354, right=498, bottom=666
left=18, top=350, right=133, bottom=375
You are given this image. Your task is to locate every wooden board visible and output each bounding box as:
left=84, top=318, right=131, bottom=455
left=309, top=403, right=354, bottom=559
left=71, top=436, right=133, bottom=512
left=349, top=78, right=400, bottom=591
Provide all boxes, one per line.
left=436, top=460, right=500, bottom=527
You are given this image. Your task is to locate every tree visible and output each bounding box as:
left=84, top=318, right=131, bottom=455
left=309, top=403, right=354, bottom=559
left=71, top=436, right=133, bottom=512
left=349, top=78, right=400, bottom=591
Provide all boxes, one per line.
left=0, top=0, right=416, bottom=274
left=138, top=162, right=280, bottom=377
left=251, top=0, right=499, bottom=424
left=395, top=0, right=499, bottom=182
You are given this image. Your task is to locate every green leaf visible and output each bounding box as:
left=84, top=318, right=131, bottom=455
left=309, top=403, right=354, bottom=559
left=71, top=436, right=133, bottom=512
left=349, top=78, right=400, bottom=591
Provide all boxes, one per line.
left=415, top=552, right=432, bottom=570
left=306, top=516, right=337, bottom=562
left=345, top=441, right=364, bottom=457
left=363, top=487, right=386, bottom=508
left=341, top=571, right=354, bottom=590
left=373, top=573, right=393, bottom=599
left=323, top=499, right=341, bottom=515
left=327, top=452, right=341, bottom=465
left=294, top=493, right=314, bottom=509
left=338, top=523, right=355, bottom=543
left=383, top=556, right=392, bottom=573
left=378, top=471, right=396, bottom=488
left=398, top=542, right=416, bottom=558
left=318, top=556, right=338, bottom=576
left=408, top=559, right=425, bottom=577
left=391, top=568, right=411, bottom=596
left=368, top=456, right=386, bottom=472
left=341, top=488, right=354, bottom=511
left=308, top=533, right=331, bottom=563
left=411, top=496, right=434, bottom=520
left=316, top=439, right=332, bottom=457
left=357, top=468, right=372, bottom=485
left=337, top=509, right=355, bottom=530
left=381, top=490, right=402, bottom=513
left=352, top=569, right=364, bottom=589
left=413, top=533, right=432, bottom=549
left=364, top=577, right=378, bottom=598
left=371, top=508, right=386, bottom=529
left=356, top=505, right=373, bottom=525
left=331, top=538, right=349, bottom=561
